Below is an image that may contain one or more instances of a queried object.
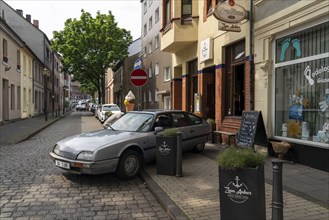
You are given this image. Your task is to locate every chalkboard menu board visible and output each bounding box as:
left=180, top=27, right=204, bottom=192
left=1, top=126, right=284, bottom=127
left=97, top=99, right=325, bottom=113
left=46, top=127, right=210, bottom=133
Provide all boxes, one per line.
left=237, top=111, right=268, bottom=148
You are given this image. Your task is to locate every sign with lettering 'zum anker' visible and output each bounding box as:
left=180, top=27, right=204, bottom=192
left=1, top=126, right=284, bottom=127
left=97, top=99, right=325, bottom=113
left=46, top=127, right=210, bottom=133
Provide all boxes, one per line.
left=213, top=0, right=248, bottom=32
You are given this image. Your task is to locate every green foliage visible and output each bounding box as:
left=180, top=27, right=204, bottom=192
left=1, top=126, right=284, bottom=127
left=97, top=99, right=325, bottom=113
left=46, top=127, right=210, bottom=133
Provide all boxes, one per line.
left=51, top=10, right=133, bottom=103
left=163, top=128, right=178, bottom=137
left=206, top=118, right=215, bottom=124
left=105, top=111, right=113, bottom=117
left=217, top=147, right=265, bottom=169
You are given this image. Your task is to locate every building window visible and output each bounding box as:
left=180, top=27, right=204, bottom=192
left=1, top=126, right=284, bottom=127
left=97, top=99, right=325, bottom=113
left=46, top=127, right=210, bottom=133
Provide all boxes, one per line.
left=163, top=96, right=171, bottom=110
left=11, top=85, right=15, bottom=110
left=182, top=0, right=192, bottom=16
left=17, top=86, right=21, bottom=110
left=149, top=16, right=153, bottom=30
left=274, top=22, right=329, bottom=146
left=155, top=35, right=160, bottom=49
left=149, top=90, right=152, bottom=103
left=143, top=47, right=147, bottom=58
left=17, top=50, right=21, bottom=71
left=155, top=63, right=159, bottom=75
left=164, top=66, right=171, bottom=81
left=164, top=0, right=171, bottom=28
left=155, top=89, right=158, bottom=102
left=155, top=8, right=159, bottom=23
left=46, top=48, right=50, bottom=60
left=23, top=55, right=27, bottom=75
left=144, top=24, right=147, bottom=36
left=148, top=64, right=153, bottom=78
left=143, top=1, right=147, bottom=14
left=224, top=40, right=245, bottom=117
left=3, top=39, right=8, bottom=63
left=23, top=88, right=27, bottom=111
left=148, top=41, right=152, bottom=54
left=206, top=0, right=212, bottom=14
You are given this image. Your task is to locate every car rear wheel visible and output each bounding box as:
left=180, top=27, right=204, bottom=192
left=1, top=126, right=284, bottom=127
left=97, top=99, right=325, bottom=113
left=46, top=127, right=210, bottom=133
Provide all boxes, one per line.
left=116, top=149, right=141, bottom=179
left=193, top=142, right=205, bottom=153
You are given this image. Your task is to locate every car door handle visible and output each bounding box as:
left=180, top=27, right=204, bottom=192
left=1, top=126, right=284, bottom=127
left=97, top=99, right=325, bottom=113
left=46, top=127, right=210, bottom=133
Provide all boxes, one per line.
left=190, top=129, right=195, bottom=133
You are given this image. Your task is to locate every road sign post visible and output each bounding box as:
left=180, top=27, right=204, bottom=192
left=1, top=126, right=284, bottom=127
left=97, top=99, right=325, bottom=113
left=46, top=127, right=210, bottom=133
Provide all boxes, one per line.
left=130, top=69, right=148, bottom=111
left=130, top=69, right=148, bottom=87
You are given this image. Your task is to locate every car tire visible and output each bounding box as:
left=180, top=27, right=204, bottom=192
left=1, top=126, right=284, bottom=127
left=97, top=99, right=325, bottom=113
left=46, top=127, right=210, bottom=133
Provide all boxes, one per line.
left=116, top=149, right=142, bottom=179
left=193, top=142, right=205, bottom=153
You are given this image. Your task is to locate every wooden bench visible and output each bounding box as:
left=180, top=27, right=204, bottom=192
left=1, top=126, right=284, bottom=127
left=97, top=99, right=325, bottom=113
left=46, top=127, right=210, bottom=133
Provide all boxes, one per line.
left=214, top=131, right=237, bottom=146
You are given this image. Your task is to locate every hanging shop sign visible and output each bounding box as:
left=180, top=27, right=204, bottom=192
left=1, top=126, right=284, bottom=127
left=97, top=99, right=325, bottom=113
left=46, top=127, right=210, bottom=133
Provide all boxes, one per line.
left=213, top=0, right=248, bottom=32
left=200, top=38, right=213, bottom=63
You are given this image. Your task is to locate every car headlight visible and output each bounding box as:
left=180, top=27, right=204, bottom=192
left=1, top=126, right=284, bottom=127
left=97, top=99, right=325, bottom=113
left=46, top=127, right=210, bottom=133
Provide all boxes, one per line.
left=53, top=144, right=60, bottom=155
left=77, top=151, right=94, bottom=161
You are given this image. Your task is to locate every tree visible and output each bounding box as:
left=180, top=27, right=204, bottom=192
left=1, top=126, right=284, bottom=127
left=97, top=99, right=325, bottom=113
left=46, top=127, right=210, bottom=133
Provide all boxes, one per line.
left=51, top=10, right=132, bottom=104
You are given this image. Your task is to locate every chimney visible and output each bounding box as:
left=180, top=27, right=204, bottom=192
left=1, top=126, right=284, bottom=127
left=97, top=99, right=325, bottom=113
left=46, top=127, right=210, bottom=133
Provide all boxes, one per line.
left=26, top=14, right=31, bottom=22
left=16, top=9, right=23, bottom=16
left=33, top=19, right=39, bottom=28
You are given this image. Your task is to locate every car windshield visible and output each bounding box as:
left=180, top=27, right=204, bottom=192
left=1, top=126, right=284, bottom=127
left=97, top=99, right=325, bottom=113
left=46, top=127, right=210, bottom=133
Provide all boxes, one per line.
left=103, top=106, right=120, bottom=111
left=111, top=113, right=154, bottom=132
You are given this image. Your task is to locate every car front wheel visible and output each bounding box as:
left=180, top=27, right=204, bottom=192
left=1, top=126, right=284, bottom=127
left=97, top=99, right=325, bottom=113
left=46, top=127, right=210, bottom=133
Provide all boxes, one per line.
left=116, top=149, right=142, bottom=179
left=193, top=142, right=205, bottom=153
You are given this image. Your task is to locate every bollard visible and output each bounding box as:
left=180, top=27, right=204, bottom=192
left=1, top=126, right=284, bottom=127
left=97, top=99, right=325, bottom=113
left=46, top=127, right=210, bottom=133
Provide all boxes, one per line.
left=272, top=159, right=284, bottom=220
left=176, top=132, right=183, bottom=177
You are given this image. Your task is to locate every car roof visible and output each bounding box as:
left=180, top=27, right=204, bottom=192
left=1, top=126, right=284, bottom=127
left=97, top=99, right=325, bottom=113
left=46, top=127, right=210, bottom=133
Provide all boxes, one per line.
left=127, top=109, right=194, bottom=115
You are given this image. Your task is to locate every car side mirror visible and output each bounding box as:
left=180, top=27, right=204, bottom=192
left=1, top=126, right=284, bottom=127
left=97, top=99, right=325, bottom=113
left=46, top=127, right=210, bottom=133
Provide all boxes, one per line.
left=154, top=126, right=164, bottom=134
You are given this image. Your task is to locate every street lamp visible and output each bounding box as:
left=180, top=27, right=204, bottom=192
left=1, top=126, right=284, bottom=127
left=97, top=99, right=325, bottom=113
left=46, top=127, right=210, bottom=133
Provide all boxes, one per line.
left=43, top=68, right=50, bottom=121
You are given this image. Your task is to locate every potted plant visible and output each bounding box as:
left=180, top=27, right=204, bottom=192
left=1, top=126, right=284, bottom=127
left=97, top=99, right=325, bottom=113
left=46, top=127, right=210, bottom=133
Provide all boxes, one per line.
left=217, top=146, right=266, bottom=220
left=206, top=118, right=216, bottom=143
left=156, top=128, right=179, bottom=176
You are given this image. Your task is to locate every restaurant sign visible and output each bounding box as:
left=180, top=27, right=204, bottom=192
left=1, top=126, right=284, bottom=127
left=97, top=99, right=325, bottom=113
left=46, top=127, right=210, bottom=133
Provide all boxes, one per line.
left=213, top=0, right=248, bottom=32
left=213, top=1, right=248, bottom=23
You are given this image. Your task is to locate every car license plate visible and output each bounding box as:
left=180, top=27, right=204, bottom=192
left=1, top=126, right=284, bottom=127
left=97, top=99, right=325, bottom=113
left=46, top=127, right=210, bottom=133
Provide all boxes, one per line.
left=55, top=160, right=70, bottom=169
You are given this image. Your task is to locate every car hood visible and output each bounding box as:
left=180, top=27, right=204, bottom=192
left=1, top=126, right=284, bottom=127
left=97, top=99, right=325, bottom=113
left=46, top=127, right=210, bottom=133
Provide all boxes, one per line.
left=57, top=129, right=136, bottom=154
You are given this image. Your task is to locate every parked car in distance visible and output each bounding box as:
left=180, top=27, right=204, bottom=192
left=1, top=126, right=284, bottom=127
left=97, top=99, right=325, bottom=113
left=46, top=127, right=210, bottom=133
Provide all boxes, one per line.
left=49, top=110, right=211, bottom=179
left=75, top=102, right=87, bottom=111
left=97, top=104, right=121, bottom=123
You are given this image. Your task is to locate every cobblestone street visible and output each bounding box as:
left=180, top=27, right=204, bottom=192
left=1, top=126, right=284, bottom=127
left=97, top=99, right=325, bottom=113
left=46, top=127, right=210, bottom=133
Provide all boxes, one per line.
left=0, top=111, right=170, bottom=219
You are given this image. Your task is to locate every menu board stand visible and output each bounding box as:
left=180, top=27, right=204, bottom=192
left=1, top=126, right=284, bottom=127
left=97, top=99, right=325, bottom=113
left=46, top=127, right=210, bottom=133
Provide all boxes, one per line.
left=236, top=111, right=268, bottom=148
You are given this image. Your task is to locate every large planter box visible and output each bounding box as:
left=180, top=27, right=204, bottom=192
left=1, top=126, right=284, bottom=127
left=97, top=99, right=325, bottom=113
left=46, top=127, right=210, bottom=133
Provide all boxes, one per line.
left=219, top=166, right=265, bottom=220
left=156, top=135, right=177, bottom=176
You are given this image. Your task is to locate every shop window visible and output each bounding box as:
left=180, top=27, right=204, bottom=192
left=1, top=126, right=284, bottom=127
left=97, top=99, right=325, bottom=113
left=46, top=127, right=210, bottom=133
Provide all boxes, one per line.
left=274, top=22, right=329, bottom=145
left=224, top=41, right=245, bottom=116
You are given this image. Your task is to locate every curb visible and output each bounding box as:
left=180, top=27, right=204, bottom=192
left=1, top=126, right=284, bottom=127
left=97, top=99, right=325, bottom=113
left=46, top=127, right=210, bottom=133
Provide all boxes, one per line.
left=139, top=169, right=189, bottom=220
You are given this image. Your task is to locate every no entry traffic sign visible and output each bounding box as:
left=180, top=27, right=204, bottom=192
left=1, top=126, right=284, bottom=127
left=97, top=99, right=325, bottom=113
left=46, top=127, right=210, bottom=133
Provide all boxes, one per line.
left=130, top=69, right=148, bottom=87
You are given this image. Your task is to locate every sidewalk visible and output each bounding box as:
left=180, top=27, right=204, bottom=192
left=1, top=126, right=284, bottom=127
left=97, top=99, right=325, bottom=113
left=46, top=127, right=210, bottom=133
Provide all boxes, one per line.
left=1, top=113, right=328, bottom=219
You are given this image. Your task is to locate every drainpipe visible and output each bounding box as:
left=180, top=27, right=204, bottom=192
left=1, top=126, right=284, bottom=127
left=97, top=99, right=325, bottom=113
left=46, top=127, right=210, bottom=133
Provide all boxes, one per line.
left=249, top=0, right=254, bottom=111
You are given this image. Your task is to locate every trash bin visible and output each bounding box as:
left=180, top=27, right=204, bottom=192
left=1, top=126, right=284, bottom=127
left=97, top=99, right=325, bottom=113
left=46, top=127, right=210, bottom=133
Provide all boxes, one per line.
left=156, top=135, right=177, bottom=176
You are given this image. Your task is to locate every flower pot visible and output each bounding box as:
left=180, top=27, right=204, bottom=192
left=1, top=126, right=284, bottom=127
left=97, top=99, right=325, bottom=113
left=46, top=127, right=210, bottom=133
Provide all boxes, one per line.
left=125, top=103, right=134, bottom=112
left=271, top=141, right=291, bottom=159
left=156, top=135, right=177, bottom=176
left=219, top=166, right=266, bottom=220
